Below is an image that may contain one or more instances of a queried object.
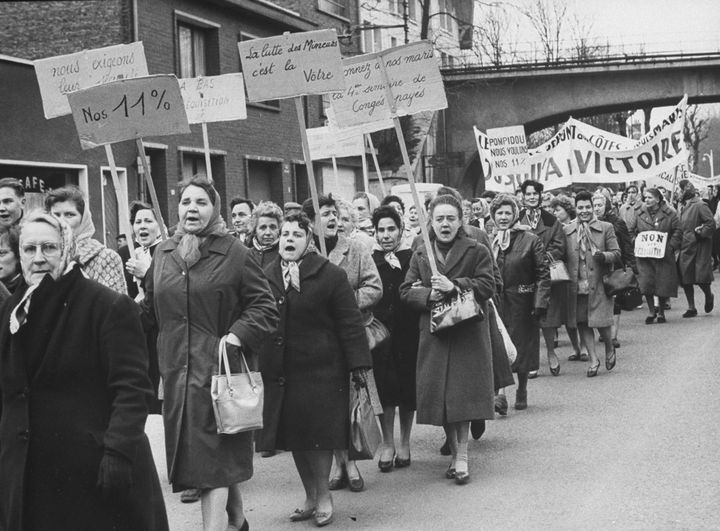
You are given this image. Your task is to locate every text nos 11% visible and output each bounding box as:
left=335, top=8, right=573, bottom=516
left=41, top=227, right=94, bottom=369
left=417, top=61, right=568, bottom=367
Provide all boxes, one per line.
left=82, top=89, right=171, bottom=123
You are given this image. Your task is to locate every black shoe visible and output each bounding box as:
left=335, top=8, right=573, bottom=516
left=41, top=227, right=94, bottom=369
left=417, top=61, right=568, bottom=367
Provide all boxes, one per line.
left=682, top=309, right=698, bottom=318
left=548, top=353, right=560, bottom=376
left=394, top=455, right=411, bottom=468
left=587, top=361, right=600, bottom=377
left=440, top=438, right=451, bottom=456
left=528, top=370, right=538, bottom=379
left=657, top=314, right=666, bottom=323
left=612, top=338, right=620, bottom=349
left=645, top=314, right=656, bottom=324
left=605, top=348, right=617, bottom=371
left=454, top=470, right=470, bottom=485
left=515, top=390, right=527, bottom=410
left=663, top=302, right=671, bottom=310
left=348, top=471, right=364, bottom=492
left=328, top=468, right=348, bottom=490
left=470, top=420, right=486, bottom=440
left=706, top=293, right=714, bottom=313
left=378, top=451, right=395, bottom=473
left=494, top=394, right=508, bottom=416
left=180, top=488, right=201, bottom=503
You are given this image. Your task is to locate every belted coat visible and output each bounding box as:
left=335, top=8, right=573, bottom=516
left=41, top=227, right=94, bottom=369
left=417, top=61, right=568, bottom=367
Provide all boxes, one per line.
left=678, top=196, right=715, bottom=285
left=635, top=204, right=681, bottom=298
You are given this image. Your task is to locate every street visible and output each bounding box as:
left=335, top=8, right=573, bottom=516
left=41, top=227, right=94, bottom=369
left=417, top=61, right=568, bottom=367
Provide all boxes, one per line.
left=146, top=286, right=720, bottom=530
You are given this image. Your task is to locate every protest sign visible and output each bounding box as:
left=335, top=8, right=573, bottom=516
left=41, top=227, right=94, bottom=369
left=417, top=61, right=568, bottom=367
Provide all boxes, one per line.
left=34, top=42, right=148, bottom=119
left=486, top=125, right=529, bottom=176
left=180, top=73, right=247, bottom=124
left=330, top=41, right=447, bottom=128
left=634, top=231, right=668, bottom=258
left=306, top=126, right=365, bottom=160
left=67, top=74, right=190, bottom=150
left=238, top=29, right=344, bottom=102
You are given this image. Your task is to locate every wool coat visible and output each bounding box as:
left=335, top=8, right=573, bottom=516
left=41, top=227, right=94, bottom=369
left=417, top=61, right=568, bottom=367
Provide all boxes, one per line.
left=635, top=204, right=682, bottom=298
left=678, top=196, right=715, bottom=285
left=0, top=268, right=167, bottom=531
left=143, top=234, right=278, bottom=491
left=520, top=208, right=568, bottom=327
left=399, top=236, right=496, bottom=425
left=495, top=231, right=551, bottom=374
left=248, top=242, right=280, bottom=269
left=256, top=253, right=371, bottom=451
left=564, top=219, right=621, bottom=328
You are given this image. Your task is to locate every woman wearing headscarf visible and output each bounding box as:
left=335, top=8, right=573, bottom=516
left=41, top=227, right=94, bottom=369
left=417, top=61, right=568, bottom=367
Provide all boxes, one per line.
left=257, top=213, right=371, bottom=527
left=0, top=211, right=168, bottom=530
left=352, top=191, right=381, bottom=222
left=490, top=194, right=550, bottom=410
left=45, top=185, right=127, bottom=295
left=400, top=194, right=496, bottom=485
left=119, top=201, right=165, bottom=301
left=0, top=227, right=21, bottom=303
left=565, top=191, right=621, bottom=377
left=677, top=181, right=716, bottom=316
left=635, top=187, right=681, bottom=324
left=247, top=201, right=282, bottom=268
left=142, top=177, right=278, bottom=531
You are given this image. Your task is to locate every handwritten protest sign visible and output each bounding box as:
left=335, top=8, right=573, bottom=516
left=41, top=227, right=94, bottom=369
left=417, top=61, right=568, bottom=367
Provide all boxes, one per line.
left=179, top=74, right=247, bottom=124
left=486, top=125, right=529, bottom=176
left=34, top=42, right=148, bottom=119
left=306, top=126, right=365, bottom=160
left=237, top=29, right=344, bottom=102
left=330, top=41, right=447, bottom=128
left=67, top=75, right=190, bottom=149
left=634, top=230, right=668, bottom=258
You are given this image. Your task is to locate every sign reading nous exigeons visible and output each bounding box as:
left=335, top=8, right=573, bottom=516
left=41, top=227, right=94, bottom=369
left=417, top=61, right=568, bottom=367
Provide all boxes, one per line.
left=67, top=75, right=190, bottom=149
left=330, top=41, right=447, bottom=128
left=34, top=42, right=148, bottom=119
left=237, top=29, right=344, bottom=102
left=180, top=74, right=247, bottom=124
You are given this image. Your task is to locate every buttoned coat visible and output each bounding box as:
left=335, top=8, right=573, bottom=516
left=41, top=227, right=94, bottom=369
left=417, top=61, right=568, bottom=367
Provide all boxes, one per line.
left=564, top=219, right=621, bottom=328
left=0, top=268, right=167, bottom=531
left=256, top=253, right=371, bottom=451
left=143, top=234, right=278, bottom=491
left=635, top=204, right=682, bottom=298
left=399, top=236, right=496, bottom=425
left=678, top=196, right=715, bottom=285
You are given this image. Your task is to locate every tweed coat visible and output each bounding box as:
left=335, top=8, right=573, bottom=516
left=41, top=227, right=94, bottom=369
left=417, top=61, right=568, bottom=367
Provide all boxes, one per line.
left=678, top=196, right=715, bottom=285
left=635, top=204, right=682, bottom=298
left=0, top=268, right=167, bottom=531
left=399, top=236, right=496, bottom=425
left=143, top=234, right=278, bottom=491
left=256, top=253, right=371, bottom=451
left=564, top=219, right=621, bottom=328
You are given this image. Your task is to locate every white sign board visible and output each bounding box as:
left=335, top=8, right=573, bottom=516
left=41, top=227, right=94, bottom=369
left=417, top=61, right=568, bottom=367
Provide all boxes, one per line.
left=34, top=42, right=149, bottom=119
left=67, top=74, right=190, bottom=149
left=237, top=29, right=344, bottom=102
left=179, top=74, right=247, bottom=124
left=306, top=126, right=365, bottom=160
left=330, top=41, right=447, bottom=128
left=634, top=230, right=668, bottom=258
left=486, top=125, right=529, bottom=176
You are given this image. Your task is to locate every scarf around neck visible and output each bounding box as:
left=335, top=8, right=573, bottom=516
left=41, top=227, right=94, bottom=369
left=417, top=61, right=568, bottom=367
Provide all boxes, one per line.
left=173, top=189, right=227, bottom=267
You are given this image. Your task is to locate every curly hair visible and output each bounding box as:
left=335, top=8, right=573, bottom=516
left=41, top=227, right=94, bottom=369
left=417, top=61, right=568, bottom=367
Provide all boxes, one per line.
left=548, top=194, right=576, bottom=219
left=250, top=201, right=283, bottom=235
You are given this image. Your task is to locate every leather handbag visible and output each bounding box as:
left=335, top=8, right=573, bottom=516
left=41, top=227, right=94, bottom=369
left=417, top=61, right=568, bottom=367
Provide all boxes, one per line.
left=617, top=286, right=643, bottom=311
left=547, top=253, right=570, bottom=283
left=350, top=385, right=382, bottom=460
left=603, top=266, right=638, bottom=296
left=365, top=315, right=390, bottom=351
left=430, top=288, right=483, bottom=335
left=211, top=336, right=264, bottom=435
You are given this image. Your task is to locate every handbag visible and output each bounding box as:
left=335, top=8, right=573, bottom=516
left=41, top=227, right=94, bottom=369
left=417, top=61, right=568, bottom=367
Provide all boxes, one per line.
left=547, top=253, right=570, bottom=283
left=489, top=299, right=517, bottom=364
left=603, top=265, right=638, bottom=296
left=365, top=315, right=390, bottom=351
left=211, top=336, right=264, bottom=435
left=350, top=384, right=382, bottom=460
left=617, top=286, right=643, bottom=311
left=430, top=288, right=483, bottom=334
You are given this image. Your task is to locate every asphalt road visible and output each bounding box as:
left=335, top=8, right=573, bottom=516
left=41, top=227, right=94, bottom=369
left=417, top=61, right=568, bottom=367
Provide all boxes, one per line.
left=145, top=286, right=720, bottom=530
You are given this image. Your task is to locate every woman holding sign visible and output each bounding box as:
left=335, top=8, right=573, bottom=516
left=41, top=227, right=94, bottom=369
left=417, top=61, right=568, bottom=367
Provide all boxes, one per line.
left=635, top=188, right=681, bottom=324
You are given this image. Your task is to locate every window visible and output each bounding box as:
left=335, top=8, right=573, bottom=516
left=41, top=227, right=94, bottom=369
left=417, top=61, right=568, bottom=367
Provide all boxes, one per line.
left=238, top=32, right=280, bottom=109
left=373, top=27, right=383, bottom=52
left=318, top=0, right=348, bottom=19
left=388, top=0, right=401, bottom=15
left=438, top=0, right=453, bottom=32
left=390, top=37, right=398, bottom=48
left=178, top=23, right=207, bottom=78
left=408, top=0, right=418, bottom=22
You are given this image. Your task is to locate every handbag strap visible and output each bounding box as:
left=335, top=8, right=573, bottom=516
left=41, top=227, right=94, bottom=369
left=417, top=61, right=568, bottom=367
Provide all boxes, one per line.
left=217, top=336, right=258, bottom=391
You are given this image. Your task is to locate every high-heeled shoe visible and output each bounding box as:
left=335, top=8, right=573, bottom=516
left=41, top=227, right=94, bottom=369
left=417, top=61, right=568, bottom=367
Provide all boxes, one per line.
left=445, top=466, right=456, bottom=479
left=327, top=467, right=347, bottom=490
left=605, top=348, right=616, bottom=371
left=494, top=394, right=508, bottom=416
left=587, top=361, right=600, bottom=377
left=348, top=470, right=364, bottom=492
left=454, top=469, right=470, bottom=484
left=514, top=389, right=527, bottom=410
left=657, top=314, right=666, bottom=323
left=645, top=313, right=656, bottom=324
left=394, top=451, right=411, bottom=468
left=378, top=450, right=395, bottom=472
left=314, top=497, right=334, bottom=527
left=289, top=507, right=316, bottom=522
left=439, top=438, right=451, bottom=456
left=548, top=353, right=560, bottom=376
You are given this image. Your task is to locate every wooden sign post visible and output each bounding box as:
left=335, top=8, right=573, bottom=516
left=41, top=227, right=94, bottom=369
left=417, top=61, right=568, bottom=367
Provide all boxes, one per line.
left=365, top=134, right=386, bottom=197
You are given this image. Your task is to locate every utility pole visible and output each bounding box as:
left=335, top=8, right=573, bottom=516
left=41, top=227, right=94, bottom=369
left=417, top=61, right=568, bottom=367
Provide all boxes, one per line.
left=403, top=0, right=409, bottom=44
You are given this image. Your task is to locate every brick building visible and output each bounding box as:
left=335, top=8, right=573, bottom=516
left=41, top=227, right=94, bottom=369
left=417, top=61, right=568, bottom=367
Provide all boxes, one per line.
left=0, top=0, right=362, bottom=245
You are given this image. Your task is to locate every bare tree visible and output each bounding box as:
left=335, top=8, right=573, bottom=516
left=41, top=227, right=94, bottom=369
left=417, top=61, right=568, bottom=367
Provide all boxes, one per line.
left=472, top=4, right=520, bottom=66
left=518, top=0, right=568, bottom=62
left=570, top=14, right=609, bottom=60
left=684, top=104, right=711, bottom=173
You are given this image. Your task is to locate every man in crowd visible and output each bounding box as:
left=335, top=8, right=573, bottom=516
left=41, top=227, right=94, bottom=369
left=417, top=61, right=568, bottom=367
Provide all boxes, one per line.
left=229, top=196, right=254, bottom=243
left=619, top=184, right=640, bottom=238
left=0, top=178, right=25, bottom=233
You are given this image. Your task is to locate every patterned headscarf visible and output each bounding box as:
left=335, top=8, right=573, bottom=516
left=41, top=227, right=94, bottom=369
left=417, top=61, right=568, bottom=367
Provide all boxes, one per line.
left=489, top=194, right=527, bottom=259
left=173, top=184, right=227, bottom=267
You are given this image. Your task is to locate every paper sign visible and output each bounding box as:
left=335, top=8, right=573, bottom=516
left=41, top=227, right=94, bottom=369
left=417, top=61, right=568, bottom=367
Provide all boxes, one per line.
left=330, top=41, right=448, bottom=128
left=34, top=42, right=149, bottom=119
left=486, top=125, right=529, bottom=176
left=634, top=230, right=668, bottom=258
left=325, top=106, right=393, bottom=135
left=67, top=75, right=190, bottom=150
left=307, top=126, right=365, bottom=160
left=238, top=29, right=344, bottom=102
left=180, top=73, right=247, bottom=124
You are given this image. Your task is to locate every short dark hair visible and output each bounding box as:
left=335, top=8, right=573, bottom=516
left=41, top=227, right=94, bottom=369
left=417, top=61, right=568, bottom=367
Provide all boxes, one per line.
left=44, top=185, right=85, bottom=215
left=129, top=200, right=155, bottom=224
left=230, top=196, right=254, bottom=212
left=301, top=194, right=336, bottom=220
left=283, top=212, right=313, bottom=235
left=179, top=176, right=217, bottom=205
left=380, top=194, right=405, bottom=213
left=372, top=205, right=402, bottom=230
left=480, top=190, right=496, bottom=200
left=428, top=193, right=462, bottom=219
left=549, top=194, right=576, bottom=218
left=521, top=179, right=544, bottom=194
left=436, top=186, right=463, bottom=203
left=574, top=190, right=594, bottom=205
left=0, top=178, right=24, bottom=198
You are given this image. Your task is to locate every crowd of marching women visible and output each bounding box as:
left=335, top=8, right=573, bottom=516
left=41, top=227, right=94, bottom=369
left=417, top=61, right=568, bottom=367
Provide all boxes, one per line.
left=0, top=173, right=715, bottom=530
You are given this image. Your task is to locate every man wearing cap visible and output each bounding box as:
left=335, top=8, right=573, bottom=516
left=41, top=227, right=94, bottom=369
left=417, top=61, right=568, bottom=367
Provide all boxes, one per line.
left=283, top=201, right=302, bottom=217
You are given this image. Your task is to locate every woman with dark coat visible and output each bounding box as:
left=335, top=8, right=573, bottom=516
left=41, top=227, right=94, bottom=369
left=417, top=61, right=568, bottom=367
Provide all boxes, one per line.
left=635, top=187, right=682, bottom=324
left=370, top=206, right=418, bottom=472
left=490, top=194, right=550, bottom=410
left=400, top=194, right=496, bottom=485
left=0, top=211, right=168, bottom=531
left=257, top=213, right=371, bottom=527
left=143, top=177, right=278, bottom=531
left=247, top=201, right=282, bottom=269
left=678, top=182, right=716, bottom=316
